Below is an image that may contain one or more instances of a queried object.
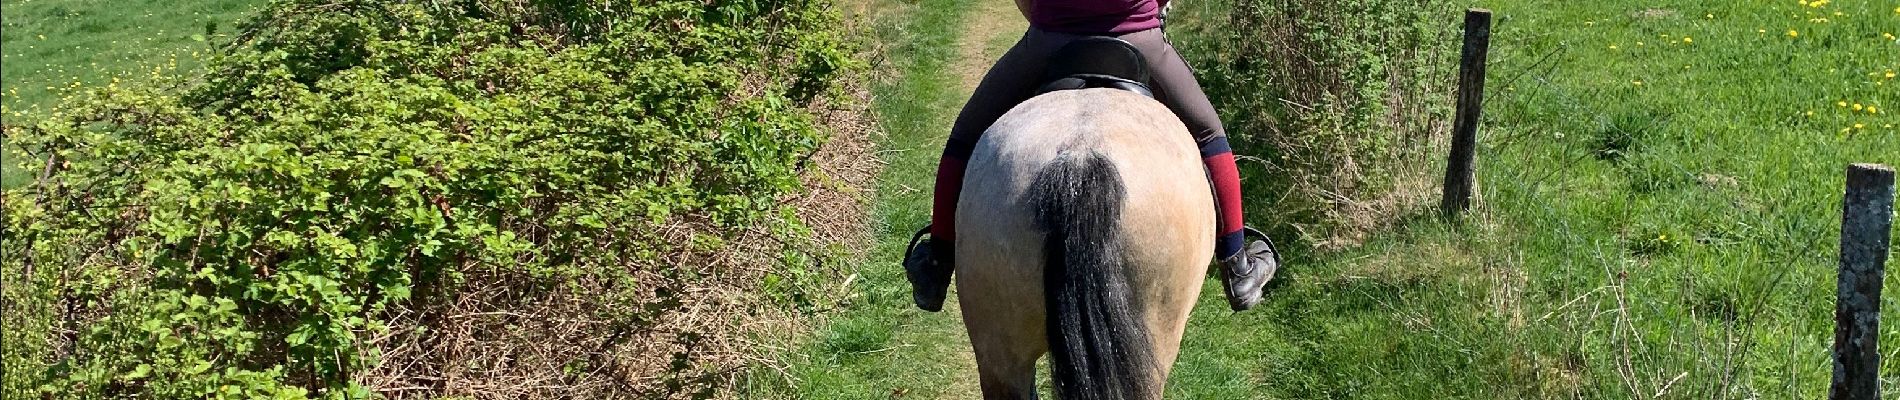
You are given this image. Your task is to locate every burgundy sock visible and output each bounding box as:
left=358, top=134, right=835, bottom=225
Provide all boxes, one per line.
left=1200, top=137, right=1245, bottom=260
left=930, top=139, right=978, bottom=252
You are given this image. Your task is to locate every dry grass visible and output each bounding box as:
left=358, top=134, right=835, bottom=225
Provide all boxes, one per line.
left=357, top=64, right=882, bottom=400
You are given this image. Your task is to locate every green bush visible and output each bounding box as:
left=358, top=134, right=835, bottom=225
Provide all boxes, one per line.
left=1173, top=0, right=1457, bottom=248
left=1, top=0, right=852, bottom=397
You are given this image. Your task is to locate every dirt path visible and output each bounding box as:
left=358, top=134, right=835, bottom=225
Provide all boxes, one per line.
left=769, top=0, right=1035, bottom=397
left=951, top=0, right=1026, bottom=93
left=916, top=1, right=1026, bottom=397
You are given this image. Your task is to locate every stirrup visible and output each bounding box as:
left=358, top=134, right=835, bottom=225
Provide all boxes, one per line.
left=904, top=225, right=932, bottom=262
left=1242, top=226, right=1282, bottom=264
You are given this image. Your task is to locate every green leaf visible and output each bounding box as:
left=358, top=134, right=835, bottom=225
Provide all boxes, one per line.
left=121, top=365, right=152, bottom=380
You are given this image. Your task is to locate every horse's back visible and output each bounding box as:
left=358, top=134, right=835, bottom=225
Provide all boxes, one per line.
left=954, top=89, right=1215, bottom=386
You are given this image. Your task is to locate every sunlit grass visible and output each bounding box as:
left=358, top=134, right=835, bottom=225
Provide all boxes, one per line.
left=1177, top=0, right=1898, bottom=397
left=777, top=0, right=1897, bottom=398
left=1, top=0, right=261, bottom=187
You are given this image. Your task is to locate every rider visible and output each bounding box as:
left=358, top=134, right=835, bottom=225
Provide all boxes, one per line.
left=904, top=0, right=1280, bottom=312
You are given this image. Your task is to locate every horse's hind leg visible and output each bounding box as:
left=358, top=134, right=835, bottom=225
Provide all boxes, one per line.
left=970, top=334, right=1042, bottom=400
left=958, top=254, right=1047, bottom=400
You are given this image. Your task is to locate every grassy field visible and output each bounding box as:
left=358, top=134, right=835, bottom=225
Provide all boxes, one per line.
left=1, top=0, right=261, bottom=187
left=1456, top=0, right=1898, bottom=397
left=769, top=0, right=1900, bottom=398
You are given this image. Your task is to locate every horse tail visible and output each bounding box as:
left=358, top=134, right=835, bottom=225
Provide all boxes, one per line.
left=1032, top=151, right=1159, bottom=400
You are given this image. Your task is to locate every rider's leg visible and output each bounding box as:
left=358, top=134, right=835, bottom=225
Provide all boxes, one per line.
left=912, top=27, right=1073, bottom=312
left=1120, top=27, right=1280, bottom=311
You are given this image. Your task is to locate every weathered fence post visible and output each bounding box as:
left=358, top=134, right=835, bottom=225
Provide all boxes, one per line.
left=1441, top=8, right=1492, bottom=221
left=1832, top=163, right=1894, bottom=400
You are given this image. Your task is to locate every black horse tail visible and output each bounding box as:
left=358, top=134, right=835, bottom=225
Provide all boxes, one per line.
left=1032, top=152, right=1159, bottom=400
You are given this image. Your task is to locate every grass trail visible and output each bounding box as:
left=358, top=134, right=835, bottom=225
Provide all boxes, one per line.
left=758, top=0, right=1010, bottom=397
left=781, top=0, right=1900, bottom=399
left=771, top=0, right=1529, bottom=398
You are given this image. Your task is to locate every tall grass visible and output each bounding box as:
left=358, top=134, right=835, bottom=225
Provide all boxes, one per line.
left=1171, top=0, right=1459, bottom=250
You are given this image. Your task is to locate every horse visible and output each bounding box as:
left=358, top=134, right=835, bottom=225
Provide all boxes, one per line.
left=954, top=87, right=1215, bottom=399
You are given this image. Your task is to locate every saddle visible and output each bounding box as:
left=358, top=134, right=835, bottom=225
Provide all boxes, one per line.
left=1036, top=37, right=1155, bottom=98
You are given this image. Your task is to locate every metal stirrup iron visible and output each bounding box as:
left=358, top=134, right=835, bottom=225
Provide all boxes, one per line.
left=1242, top=226, right=1281, bottom=264
left=904, top=225, right=933, bottom=262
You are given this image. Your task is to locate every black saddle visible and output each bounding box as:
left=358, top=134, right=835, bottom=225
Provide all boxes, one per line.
left=1036, top=37, right=1154, bottom=98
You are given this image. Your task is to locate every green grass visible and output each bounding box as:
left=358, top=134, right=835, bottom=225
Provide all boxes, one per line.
left=1, top=0, right=261, bottom=187
left=748, top=0, right=985, bottom=396
left=1165, top=0, right=1897, bottom=397
left=773, top=0, right=1900, bottom=398
left=1456, top=1, right=1897, bottom=397
left=12, top=0, right=1893, bottom=397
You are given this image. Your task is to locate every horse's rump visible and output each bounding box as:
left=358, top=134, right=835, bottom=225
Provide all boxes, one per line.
left=956, top=89, right=1214, bottom=399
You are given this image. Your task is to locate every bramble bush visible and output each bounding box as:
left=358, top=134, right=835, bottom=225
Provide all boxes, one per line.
left=1173, top=0, right=1458, bottom=248
left=1, top=0, right=854, bottom=397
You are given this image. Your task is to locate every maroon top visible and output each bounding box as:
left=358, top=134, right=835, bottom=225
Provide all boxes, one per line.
left=1027, top=0, right=1166, bottom=34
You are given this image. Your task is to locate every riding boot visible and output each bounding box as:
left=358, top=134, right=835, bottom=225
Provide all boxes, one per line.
left=903, top=226, right=955, bottom=312
left=1218, top=227, right=1281, bottom=311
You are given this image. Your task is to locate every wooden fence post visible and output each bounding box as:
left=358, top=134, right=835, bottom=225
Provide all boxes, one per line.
left=1441, top=8, right=1492, bottom=220
left=1832, top=163, right=1894, bottom=400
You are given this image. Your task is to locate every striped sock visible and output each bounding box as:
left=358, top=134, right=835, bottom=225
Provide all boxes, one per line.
left=1199, top=137, right=1246, bottom=260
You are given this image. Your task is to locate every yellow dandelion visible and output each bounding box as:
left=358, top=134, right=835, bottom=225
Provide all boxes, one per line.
left=1854, top=103, right=1864, bottom=111
left=1705, top=13, right=1714, bottom=19
left=1885, top=71, right=1896, bottom=78
left=1885, top=33, right=1896, bottom=40
left=1759, top=29, right=1768, bottom=33
left=1633, top=80, right=1644, bottom=86
left=1801, top=0, right=1810, bottom=5
left=1854, top=123, right=1865, bottom=129
left=1637, top=41, right=1646, bottom=46
left=1610, top=44, right=1620, bottom=50
left=1788, top=29, right=1800, bottom=37
left=1839, top=101, right=1849, bottom=107
left=1806, top=110, right=1816, bottom=117
left=1682, top=37, right=1694, bottom=44
left=1868, top=106, right=1879, bottom=114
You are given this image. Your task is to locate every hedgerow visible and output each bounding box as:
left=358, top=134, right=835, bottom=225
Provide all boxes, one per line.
left=1173, top=0, right=1458, bottom=248
left=1, top=0, right=855, bottom=397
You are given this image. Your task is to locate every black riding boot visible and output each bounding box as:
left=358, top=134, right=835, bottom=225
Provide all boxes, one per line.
left=1219, top=227, right=1282, bottom=311
left=903, top=226, right=954, bottom=312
